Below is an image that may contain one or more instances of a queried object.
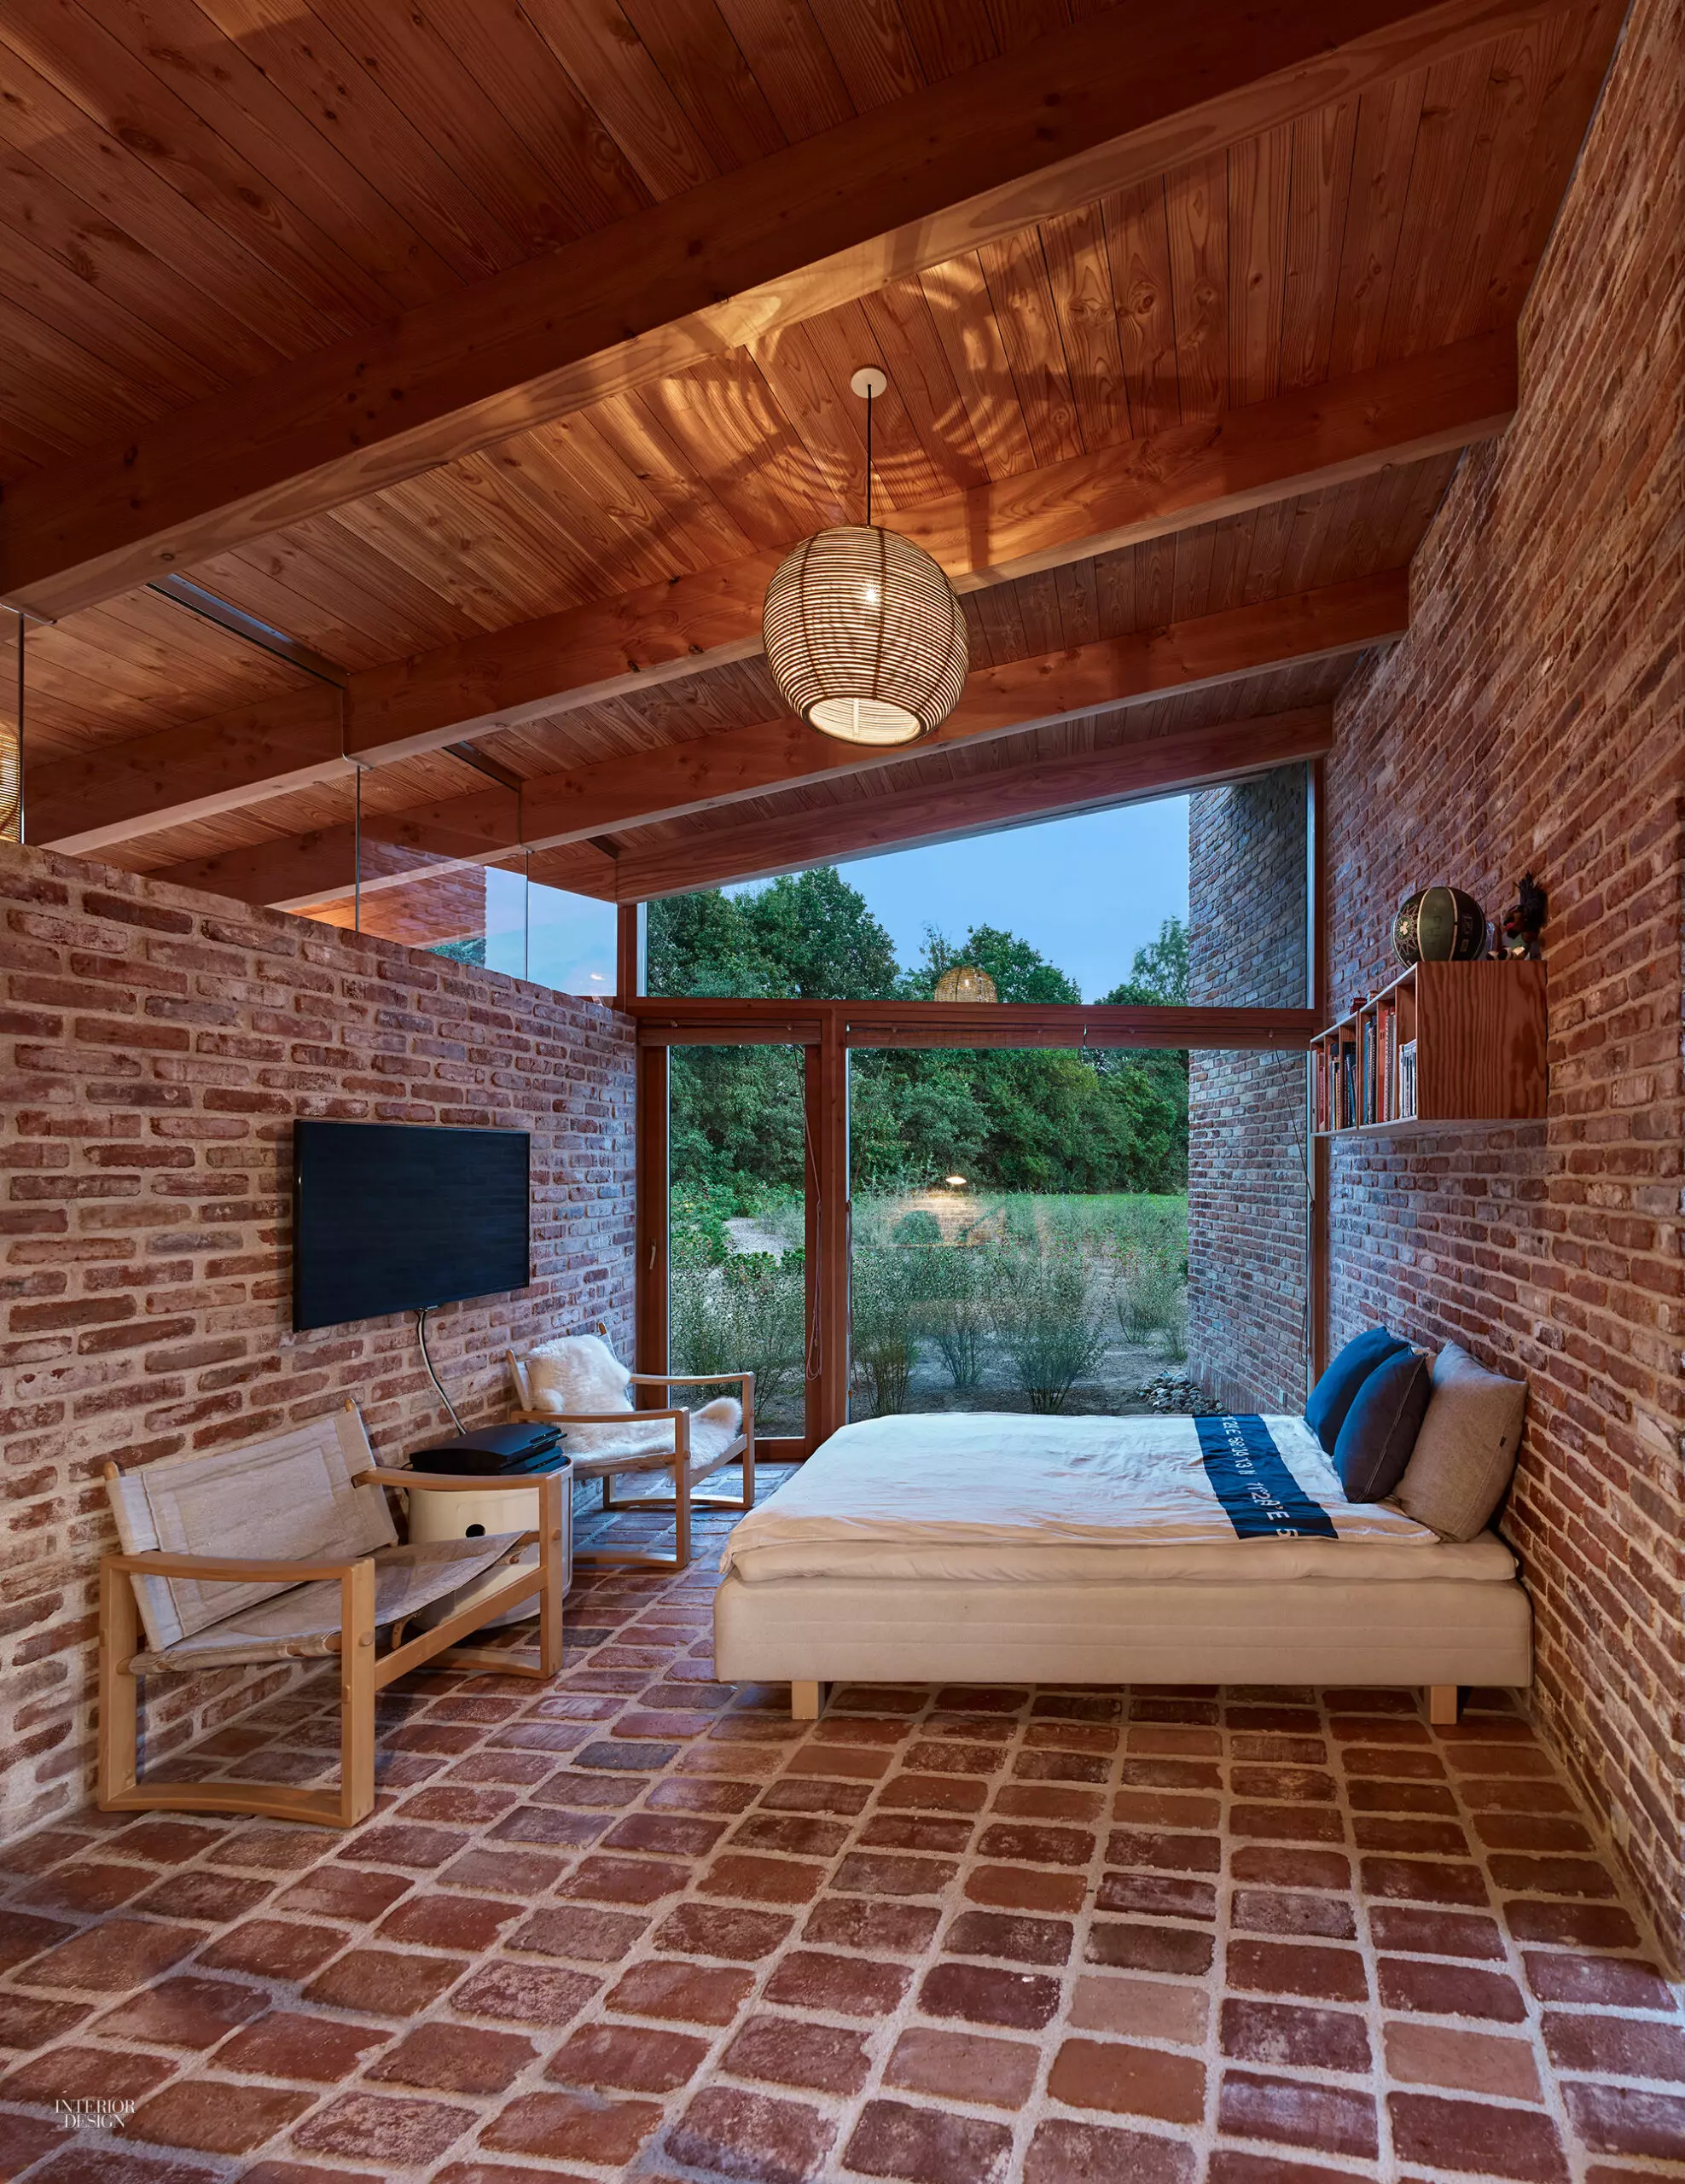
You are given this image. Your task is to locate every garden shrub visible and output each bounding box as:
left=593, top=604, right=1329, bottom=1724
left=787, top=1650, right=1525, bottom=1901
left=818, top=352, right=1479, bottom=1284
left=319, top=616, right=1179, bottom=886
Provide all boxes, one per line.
left=670, top=1250, right=806, bottom=1417
left=850, top=1244, right=917, bottom=1417
left=991, top=1240, right=1110, bottom=1414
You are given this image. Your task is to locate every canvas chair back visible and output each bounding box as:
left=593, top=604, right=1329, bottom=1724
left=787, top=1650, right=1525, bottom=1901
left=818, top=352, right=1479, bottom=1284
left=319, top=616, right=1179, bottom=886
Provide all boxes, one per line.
left=105, top=1407, right=396, bottom=1654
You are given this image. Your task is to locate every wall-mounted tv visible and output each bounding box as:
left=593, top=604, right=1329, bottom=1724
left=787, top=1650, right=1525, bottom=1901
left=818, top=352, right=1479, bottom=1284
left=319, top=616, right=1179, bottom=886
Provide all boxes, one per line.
left=292, top=1121, right=531, bottom=1332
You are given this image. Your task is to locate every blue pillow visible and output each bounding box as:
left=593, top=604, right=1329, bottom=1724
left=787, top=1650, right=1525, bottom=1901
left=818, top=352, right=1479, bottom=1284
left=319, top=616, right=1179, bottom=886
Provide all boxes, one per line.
left=1335, top=1348, right=1432, bottom=1501
left=1305, top=1326, right=1409, bottom=1453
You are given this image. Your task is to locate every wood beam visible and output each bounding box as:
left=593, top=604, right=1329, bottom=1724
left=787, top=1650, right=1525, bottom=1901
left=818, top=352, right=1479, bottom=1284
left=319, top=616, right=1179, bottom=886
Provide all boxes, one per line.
left=0, top=1, right=1552, bottom=621
left=148, top=565, right=1395, bottom=909
left=30, top=333, right=1506, bottom=853
left=630, top=996, right=1318, bottom=1052
left=590, top=704, right=1336, bottom=903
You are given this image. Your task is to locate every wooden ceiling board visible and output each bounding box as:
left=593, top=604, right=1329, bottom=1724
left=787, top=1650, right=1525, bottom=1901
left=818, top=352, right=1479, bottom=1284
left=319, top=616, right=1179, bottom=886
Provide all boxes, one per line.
left=0, top=44, right=327, bottom=397
left=0, top=0, right=1612, bottom=533
left=19, top=591, right=316, bottom=763
left=0, top=4, right=404, bottom=336
left=0, top=211, right=226, bottom=421
left=1281, top=102, right=1362, bottom=393
left=618, top=0, right=792, bottom=170
left=604, top=667, right=1335, bottom=862
left=407, top=7, right=649, bottom=235
left=102, top=744, right=501, bottom=874
left=1328, top=69, right=1430, bottom=378
left=1041, top=200, right=1131, bottom=452
left=299, top=0, right=608, bottom=258
left=0, top=290, right=171, bottom=467
left=520, top=0, right=720, bottom=199
left=76, top=32, right=1583, bottom=653
left=119, top=0, right=503, bottom=293
left=979, top=225, right=1085, bottom=468
left=804, top=0, right=923, bottom=109
left=709, top=0, right=856, bottom=142
left=630, top=351, right=834, bottom=553
left=857, top=275, right=995, bottom=496
left=196, top=514, right=506, bottom=669
left=0, top=130, right=282, bottom=387
left=1101, top=178, right=1181, bottom=434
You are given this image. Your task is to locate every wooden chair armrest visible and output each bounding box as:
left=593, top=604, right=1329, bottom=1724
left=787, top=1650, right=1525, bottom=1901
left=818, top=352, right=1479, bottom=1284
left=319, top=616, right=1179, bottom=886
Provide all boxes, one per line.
left=105, top=1548, right=370, bottom=1583
left=627, top=1372, right=755, bottom=1391
left=358, top=1476, right=568, bottom=1494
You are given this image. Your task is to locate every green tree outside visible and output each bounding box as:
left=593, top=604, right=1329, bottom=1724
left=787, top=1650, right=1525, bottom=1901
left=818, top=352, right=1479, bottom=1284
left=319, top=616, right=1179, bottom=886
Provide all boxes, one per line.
left=647, top=872, right=1188, bottom=1213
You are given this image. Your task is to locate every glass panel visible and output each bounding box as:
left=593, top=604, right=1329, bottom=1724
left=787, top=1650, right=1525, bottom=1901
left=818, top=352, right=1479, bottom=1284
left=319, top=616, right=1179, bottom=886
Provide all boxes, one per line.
left=847, top=1045, right=1190, bottom=1420
left=646, top=798, right=1190, bottom=1002
left=322, top=854, right=614, bottom=999
left=480, top=866, right=617, bottom=1000
left=1, top=609, right=20, bottom=845
left=666, top=1043, right=809, bottom=1438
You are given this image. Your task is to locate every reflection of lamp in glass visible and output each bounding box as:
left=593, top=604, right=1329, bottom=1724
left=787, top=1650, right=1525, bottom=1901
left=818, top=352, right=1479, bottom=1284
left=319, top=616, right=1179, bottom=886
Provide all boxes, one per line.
left=0, top=726, right=17, bottom=844
left=1, top=608, right=20, bottom=844
left=762, top=369, right=967, bottom=748
left=933, top=965, right=998, bottom=1003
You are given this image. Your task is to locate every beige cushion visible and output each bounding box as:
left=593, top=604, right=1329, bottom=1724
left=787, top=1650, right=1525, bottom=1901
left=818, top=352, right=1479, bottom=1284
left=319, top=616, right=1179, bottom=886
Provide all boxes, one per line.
left=1392, top=1342, right=1527, bottom=1540
left=106, top=1408, right=396, bottom=1653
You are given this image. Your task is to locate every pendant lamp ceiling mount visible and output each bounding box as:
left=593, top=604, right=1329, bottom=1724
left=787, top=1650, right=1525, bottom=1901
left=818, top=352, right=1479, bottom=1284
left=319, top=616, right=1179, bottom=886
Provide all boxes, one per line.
left=762, top=365, right=968, bottom=750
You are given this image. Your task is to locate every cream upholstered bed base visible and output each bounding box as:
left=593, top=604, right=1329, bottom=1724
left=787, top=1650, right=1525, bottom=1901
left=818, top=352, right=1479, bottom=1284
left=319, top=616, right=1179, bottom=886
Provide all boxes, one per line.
left=713, top=1570, right=1533, bottom=1722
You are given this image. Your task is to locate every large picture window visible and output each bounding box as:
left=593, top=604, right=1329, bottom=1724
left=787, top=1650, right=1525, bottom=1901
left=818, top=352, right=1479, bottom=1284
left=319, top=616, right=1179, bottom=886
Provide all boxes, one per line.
left=633, top=769, right=1322, bottom=1444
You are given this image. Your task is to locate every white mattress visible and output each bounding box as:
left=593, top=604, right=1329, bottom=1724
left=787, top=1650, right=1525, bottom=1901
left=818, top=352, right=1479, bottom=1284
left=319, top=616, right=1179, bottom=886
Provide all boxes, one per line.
left=723, top=1411, right=1514, bottom=1588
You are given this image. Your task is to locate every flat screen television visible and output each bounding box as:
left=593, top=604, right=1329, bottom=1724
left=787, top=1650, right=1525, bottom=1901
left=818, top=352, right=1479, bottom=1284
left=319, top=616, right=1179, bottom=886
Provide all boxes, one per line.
left=292, top=1121, right=531, bottom=1332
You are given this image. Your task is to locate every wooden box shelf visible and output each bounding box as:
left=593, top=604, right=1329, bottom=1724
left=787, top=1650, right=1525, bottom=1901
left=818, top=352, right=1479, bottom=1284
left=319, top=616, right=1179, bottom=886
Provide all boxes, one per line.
left=1310, top=959, right=1546, bottom=1137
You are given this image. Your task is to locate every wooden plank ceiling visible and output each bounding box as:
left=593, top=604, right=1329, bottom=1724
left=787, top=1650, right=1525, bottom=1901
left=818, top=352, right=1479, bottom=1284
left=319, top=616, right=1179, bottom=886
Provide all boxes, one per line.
left=1, top=0, right=1625, bottom=941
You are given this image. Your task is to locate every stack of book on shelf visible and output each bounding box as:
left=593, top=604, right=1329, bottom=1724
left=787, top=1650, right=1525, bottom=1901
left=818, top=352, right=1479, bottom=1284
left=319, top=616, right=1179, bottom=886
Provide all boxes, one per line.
left=1398, top=1038, right=1418, bottom=1120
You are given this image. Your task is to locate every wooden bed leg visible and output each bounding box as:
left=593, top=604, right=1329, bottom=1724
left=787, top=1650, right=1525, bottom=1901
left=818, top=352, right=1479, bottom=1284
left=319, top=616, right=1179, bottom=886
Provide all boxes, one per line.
left=791, top=1681, right=822, bottom=1721
left=1428, top=1684, right=1461, bottom=1727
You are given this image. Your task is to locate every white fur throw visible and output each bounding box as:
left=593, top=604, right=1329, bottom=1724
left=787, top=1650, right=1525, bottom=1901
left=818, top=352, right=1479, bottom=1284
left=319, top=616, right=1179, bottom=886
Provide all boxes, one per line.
left=523, top=1334, right=741, bottom=1463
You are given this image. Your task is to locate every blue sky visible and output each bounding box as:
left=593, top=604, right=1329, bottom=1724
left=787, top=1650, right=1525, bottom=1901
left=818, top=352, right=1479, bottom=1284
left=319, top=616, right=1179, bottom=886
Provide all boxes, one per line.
left=822, top=795, right=1189, bottom=1002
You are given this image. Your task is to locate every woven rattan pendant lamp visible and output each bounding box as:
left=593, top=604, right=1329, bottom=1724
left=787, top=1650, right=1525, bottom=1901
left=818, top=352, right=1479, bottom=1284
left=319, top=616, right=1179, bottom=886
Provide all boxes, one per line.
left=763, top=368, right=967, bottom=747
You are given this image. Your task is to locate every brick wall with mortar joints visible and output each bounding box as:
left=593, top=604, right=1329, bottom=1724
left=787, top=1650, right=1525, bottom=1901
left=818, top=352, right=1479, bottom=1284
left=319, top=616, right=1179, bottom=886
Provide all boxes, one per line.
left=1188, top=765, right=1310, bottom=1411
left=0, top=841, right=636, bottom=1844
left=1326, top=0, right=1684, bottom=1963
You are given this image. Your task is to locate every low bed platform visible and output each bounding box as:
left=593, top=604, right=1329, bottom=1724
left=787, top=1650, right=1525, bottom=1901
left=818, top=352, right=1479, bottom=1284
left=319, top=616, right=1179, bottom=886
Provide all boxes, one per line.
left=714, top=1413, right=1532, bottom=1721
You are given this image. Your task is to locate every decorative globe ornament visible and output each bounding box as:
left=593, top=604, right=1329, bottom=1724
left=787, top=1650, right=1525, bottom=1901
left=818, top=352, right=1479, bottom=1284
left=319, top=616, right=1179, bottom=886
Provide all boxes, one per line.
left=933, top=964, right=998, bottom=1003
left=762, top=367, right=968, bottom=749
left=1392, top=886, right=1487, bottom=967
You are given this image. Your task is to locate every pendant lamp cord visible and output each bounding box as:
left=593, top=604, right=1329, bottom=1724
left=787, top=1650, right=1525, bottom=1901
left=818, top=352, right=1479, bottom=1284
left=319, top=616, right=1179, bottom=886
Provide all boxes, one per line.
left=864, top=388, right=873, bottom=529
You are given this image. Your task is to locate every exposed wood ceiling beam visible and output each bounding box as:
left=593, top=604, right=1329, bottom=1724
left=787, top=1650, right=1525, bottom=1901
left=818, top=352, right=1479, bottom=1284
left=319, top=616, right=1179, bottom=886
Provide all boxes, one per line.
left=151, top=568, right=1400, bottom=910
left=627, top=997, right=1318, bottom=1052
left=0, top=0, right=1554, bottom=621
left=32, top=335, right=1504, bottom=854
left=594, top=706, right=1336, bottom=903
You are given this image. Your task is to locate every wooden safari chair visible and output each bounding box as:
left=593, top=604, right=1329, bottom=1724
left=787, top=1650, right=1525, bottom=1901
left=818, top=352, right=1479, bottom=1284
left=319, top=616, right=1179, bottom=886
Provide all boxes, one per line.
left=507, top=1331, right=754, bottom=1571
left=98, top=1399, right=564, bottom=1828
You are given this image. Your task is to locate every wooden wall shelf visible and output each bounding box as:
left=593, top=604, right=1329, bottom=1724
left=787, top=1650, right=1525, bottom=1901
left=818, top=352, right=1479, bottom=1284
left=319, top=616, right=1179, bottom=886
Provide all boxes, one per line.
left=1311, top=959, right=1546, bottom=1136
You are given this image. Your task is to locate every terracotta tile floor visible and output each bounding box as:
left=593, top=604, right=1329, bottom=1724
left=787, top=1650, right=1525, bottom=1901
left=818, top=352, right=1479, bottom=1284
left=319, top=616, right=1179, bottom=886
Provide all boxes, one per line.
left=3, top=1472, right=1683, bottom=2183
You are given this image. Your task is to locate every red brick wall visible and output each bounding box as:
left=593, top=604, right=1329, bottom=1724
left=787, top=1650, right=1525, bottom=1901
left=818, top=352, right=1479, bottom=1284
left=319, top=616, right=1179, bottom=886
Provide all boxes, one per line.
left=1328, top=0, right=1684, bottom=1963
left=1188, top=766, right=1310, bottom=1410
left=0, top=843, right=636, bottom=1844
